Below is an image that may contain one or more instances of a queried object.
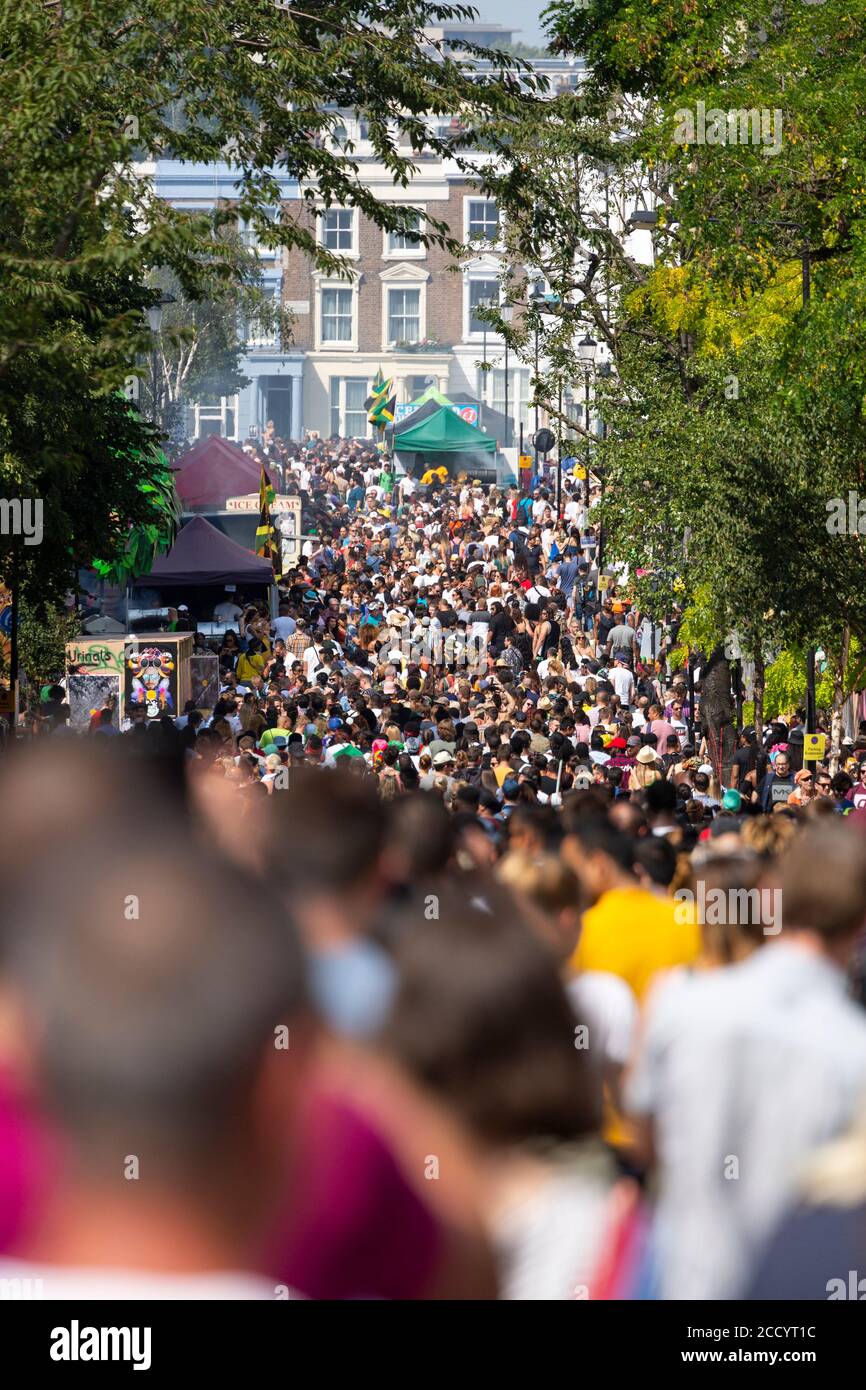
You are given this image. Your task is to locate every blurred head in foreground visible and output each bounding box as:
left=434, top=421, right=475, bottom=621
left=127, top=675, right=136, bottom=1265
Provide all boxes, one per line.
left=1, top=829, right=310, bottom=1291
left=263, top=769, right=395, bottom=1039
left=381, top=895, right=600, bottom=1150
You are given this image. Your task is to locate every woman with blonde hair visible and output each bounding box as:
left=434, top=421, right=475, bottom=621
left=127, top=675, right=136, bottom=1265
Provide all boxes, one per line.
left=569, top=625, right=596, bottom=663
left=545, top=655, right=566, bottom=680
left=432, top=773, right=451, bottom=801
left=740, top=813, right=798, bottom=859
left=378, top=767, right=400, bottom=801
left=630, top=749, right=662, bottom=790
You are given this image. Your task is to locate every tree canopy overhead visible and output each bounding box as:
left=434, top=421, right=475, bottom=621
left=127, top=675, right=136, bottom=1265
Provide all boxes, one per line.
left=0, top=1, right=538, bottom=609
left=490, top=0, right=866, bottom=742
left=2, top=0, right=539, bottom=390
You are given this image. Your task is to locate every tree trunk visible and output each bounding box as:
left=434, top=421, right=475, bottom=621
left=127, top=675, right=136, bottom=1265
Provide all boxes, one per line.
left=830, top=625, right=851, bottom=774
left=753, top=649, right=765, bottom=739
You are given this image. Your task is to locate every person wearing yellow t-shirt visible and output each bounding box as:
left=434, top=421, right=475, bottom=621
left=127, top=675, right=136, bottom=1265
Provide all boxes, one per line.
left=562, top=817, right=700, bottom=1001
left=420, top=465, right=449, bottom=486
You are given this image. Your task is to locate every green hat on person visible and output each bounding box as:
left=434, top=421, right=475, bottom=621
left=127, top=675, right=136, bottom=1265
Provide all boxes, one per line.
left=722, top=789, right=742, bottom=813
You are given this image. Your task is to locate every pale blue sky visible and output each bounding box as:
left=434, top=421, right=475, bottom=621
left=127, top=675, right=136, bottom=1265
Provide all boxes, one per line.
left=476, top=1, right=547, bottom=46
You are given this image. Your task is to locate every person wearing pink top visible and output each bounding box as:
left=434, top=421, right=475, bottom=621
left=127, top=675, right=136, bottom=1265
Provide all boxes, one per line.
left=646, top=704, right=677, bottom=753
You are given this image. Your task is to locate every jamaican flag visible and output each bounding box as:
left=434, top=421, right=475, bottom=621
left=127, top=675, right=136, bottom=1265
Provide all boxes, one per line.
left=365, top=367, right=389, bottom=411
left=372, top=393, right=396, bottom=427
left=366, top=368, right=395, bottom=431
left=255, top=464, right=282, bottom=581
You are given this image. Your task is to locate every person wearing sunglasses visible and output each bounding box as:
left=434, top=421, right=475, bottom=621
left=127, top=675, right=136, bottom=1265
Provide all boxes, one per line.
left=815, top=772, right=834, bottom=798
left=787, top=768, right=816, bottom=807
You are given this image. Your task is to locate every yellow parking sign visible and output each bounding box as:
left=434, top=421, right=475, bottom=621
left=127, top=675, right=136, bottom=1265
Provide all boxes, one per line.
left=803, top=733, right=826, bottom=762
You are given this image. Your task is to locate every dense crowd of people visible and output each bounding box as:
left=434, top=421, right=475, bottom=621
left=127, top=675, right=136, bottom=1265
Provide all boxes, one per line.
left=5, top=434, right=866, bottom=1300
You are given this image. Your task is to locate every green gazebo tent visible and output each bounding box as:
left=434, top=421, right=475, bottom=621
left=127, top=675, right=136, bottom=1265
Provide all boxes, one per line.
left=393, top=402, right=497, bottom=454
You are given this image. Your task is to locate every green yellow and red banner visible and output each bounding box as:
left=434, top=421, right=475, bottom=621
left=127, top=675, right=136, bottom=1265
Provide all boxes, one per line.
left=366, top=368, right=396, bottom=433
left=255, top=465, right=282, bottom=581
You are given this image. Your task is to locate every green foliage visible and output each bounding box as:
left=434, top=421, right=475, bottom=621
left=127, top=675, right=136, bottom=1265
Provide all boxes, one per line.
left=0, top=365, right=175, bottom=610
left=91, top=442, right=182, bottom=586
left=15, top=601, right=80, bottom=688
left=762, top=649, right=839, bottom=722
left=515, top=0, right=866, bottom=672
left=668, top=586, right=729, bottom=667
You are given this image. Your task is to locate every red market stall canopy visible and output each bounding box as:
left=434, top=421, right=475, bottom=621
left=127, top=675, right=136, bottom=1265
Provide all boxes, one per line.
left=173, top=436, right=263, bottom=509
left=131, top=516, right=274, bottom=587
left=393, top=403, right=497, bottom=454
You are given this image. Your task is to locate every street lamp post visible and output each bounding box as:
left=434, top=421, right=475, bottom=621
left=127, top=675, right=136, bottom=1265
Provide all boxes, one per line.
left=556, top=381, right=563, bottom=519
left=794, top=239, right=817, bottom=742
left=534, top=319, right=540, bottom=436
left=576, top=332, right=597, bottom=541
left=529, top=279, right=546, bottom=477
left=563, top=385, right=574, bottom=509
left=596, top=360, right=613, bottom=577
left=481, top=307, right=489, bottom=432
left=585, top=370, right=591, bottom=507
left=501, top=305, right=513, bottom=449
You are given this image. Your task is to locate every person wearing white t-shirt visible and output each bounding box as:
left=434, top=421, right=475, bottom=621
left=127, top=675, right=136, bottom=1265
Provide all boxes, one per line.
left=214, top=598, right=244, bottom=624
left=469, top=608, right=492, bottom=642
left=227, top=708, right=243, bottom=736
left=670, top=715, right=689, bottom=747
left=610, top=657, right=635, bottom=708
left=567, top=971, right=638, bottom=1078
left=526, top=582, right=551, bottom=604
left=303, top=641, right=326, bottom=681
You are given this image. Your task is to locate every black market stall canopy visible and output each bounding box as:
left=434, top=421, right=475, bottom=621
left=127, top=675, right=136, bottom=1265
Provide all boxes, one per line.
left=130, top=516, right=274, bottom=588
